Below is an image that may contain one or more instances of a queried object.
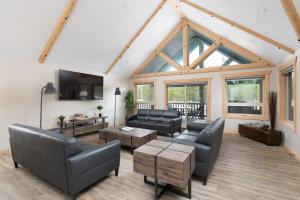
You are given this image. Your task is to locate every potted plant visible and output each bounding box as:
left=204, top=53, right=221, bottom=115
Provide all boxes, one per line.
left=58, top=115, right=65, bottom=131
left=124, top=90, right=135, bottom=121
left=97, top=105, right=103, bottom=117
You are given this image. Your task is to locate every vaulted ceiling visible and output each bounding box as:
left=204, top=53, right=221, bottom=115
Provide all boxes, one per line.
left=0, top=0, right=299, bottom=77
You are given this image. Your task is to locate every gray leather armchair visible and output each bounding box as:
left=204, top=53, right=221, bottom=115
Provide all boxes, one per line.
left=8, top=124, right=121, bottom=199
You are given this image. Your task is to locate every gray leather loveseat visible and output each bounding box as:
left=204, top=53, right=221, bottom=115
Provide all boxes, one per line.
left=170, top=118, right=225, bottom=185
left=8, top=124, right=121, bottom=199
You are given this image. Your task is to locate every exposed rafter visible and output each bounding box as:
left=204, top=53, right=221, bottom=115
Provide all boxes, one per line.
left=281, top=0, right=300, bottom=41
left=181, top=0, right=295, bottom=54
left=132, top=63, right=272, bottom=78
left=156, top=50, right=183, bottom=71
left=131, top=18, right=274, bottom=78
left=187, top=19, right=273, bottom=66
left=190, top=40, right=222, bottom=69
left=131, top=22, right=183, bottom=76
left=182, top=18, right=189, bottom=67
left=105, top=0, right=168, bottom=74
left=39, top=0, right=77, bottom=63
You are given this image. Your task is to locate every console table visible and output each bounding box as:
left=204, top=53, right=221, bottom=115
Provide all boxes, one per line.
left=61, top=116, right=108, bottom=136
left=239, top=123, right=282, bottom=146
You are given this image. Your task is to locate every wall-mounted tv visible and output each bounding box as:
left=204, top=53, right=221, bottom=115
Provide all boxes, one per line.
left=59, top=70, right=103, bottom=100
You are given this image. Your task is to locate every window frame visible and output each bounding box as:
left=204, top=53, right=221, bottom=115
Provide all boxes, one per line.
left=279, top=57, right=297, bottom=132
left=222, top=71, right=271, bottom=120
left=163, top=78, right=212, bottom=121
left=130, top=79, right=156, bottom=110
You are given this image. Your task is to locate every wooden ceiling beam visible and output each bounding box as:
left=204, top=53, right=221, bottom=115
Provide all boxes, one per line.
left=157, top=50, right=183, bottom=70
left=281, top=0, right=300, bottom=41
left=39, top=0, right=77, bottom=63
left=188, top=19, right=274, bottom=66
left=132, top=62, right=272, bottom=78
left=181, top=0, right=295, bottom=54
left=182, top=19, right=189, bottom=67
left=190, top=40, right=222, bottom=69
left=105, top=0, right=168, bottom=74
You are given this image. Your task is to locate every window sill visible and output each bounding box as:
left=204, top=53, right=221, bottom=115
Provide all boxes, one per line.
left=280, top=120, right=296, bottom=133
left=224, top=113, right=268, bottom=121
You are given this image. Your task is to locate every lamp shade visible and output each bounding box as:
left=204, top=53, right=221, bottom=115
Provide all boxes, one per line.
left=44, top=82, right=56, bottom=94
left=114, top=87, right=121, bottom=95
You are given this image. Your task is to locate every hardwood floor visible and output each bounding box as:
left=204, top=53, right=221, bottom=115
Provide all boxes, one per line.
left=0, top=133, right=300, bottom=200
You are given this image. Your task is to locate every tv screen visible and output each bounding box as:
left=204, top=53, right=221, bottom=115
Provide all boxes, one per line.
left=59, top=70, right=103, bottom=100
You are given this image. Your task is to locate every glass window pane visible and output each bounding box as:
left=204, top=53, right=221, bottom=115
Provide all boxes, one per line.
left=197, top=45, right=251, bottom=69
left=226, top=78, right=263, bottom=115
left=167, top=85, right=185, bottom=103
left=189, top=28, right=212, bottom=65
left=136, top=84, right=153, bottom=103
left=142, top=56, right=176, bottom=73
left=285, top=71, right=294, bottom=121
left=162, top=30, right=183, bottom=65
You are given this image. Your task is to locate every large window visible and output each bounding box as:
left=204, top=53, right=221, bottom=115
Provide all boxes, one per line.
left=164, top=78, right=211, bottom=124
left=223, top=71, right=270, bottom=120
left=132, top=80, right=155, bottom=110
left=279, top=57, right=297, bottom=131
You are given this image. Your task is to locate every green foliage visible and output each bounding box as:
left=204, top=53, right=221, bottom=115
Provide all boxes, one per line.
left=136, top=84, right=153, bottom=102
left=97, top=105, right=103, bottom=111
left=58, top=115, right=65, bottom=122
left=167, top=85, right=207, bottom=103
left=125, top=90, right=135, bottom=115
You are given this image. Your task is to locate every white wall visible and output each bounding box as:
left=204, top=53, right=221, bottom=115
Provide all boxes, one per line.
left=277, top=48, right=300, bottom=157
left=145, top=67, right=277, bottom=133
left=0, top=56, right=129, bottom=150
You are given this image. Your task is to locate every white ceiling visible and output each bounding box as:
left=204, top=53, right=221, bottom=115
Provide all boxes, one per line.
left=0, top=0, right=299, bottom=76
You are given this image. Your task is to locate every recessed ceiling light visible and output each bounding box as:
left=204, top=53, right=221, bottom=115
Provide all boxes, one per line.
left=258, top=6, right=267, bottom=13
left=122, top=3, right=128, bottom=10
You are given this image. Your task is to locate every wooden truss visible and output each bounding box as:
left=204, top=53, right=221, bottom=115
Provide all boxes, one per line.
left=131, top=18, right=274, bottom=78
left=281, top=0, right=300, bottom=41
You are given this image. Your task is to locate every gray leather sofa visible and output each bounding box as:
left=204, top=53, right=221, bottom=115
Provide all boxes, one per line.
left=170, top=118, right=225, bottom=185
left=126, top=109, right=182, bottom=137
left=8, top=124, right=121, bottom=199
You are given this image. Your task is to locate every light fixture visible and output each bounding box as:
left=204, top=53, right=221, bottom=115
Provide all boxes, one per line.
left=40, top=82, right=56, bottom=129
left=114, top=87, right=121, bottom=127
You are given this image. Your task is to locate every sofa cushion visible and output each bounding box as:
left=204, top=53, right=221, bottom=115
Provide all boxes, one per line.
left=137, top=109, right=150, bottom=120
left=181, top=129, right=200, bottom=137
left=149, top=110, right=163, bottom=121
left=162, top=110, right=180, bottom=118
left=176, top=134, right=197, bottom=143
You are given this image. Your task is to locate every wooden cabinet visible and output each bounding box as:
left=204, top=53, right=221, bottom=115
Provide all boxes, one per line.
left=239, top=124, right=282, bottom=146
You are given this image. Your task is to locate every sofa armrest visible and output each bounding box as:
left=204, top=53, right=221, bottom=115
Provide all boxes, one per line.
left=171, top=117, right=182, bottom=126
left=126, top=114, right=137, bottom=122
left=187, top=122, right=209, bottom=131
left=67, top=140, right=121, bottom=177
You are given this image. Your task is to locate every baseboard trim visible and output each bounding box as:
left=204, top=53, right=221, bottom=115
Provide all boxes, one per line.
left=0, top=149, right=10, bottom=156
left=284, top=144, right=300, bottom=161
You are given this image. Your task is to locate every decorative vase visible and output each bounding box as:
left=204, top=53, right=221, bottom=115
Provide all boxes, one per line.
left=99, top=113, right=102, bottom=117
left=268, top=91, right=277, bottom=132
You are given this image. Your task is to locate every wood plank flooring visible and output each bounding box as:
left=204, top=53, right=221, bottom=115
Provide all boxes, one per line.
left=0, top=133, right=299, bottom=200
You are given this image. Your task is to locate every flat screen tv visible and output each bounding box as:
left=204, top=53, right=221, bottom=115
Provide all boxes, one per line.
left=59, top=70, right=103, bottom=100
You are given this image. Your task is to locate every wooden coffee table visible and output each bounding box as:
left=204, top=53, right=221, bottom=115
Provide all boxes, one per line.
left=133, top=140, right=195, bottom=200
left=99, top=127, right=157, bottom=153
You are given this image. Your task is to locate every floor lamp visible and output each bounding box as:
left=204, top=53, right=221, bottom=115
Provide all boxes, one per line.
left=40, top=82, right=56, bottom=129
left=114, top=87, right=121, bottom=127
